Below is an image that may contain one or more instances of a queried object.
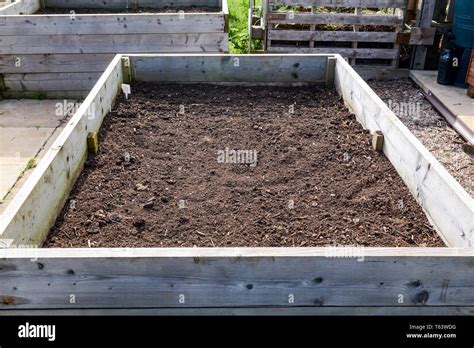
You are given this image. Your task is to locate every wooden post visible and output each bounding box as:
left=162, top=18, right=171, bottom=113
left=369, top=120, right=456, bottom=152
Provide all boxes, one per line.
left=372, top=130, right=384, bottom=151
left=326, top=56, right=336, bottom=86
left=350, top=7, right=361, bottom=66
left=411, top=0, right=436, bottom=70
left=87, top=132, right=99, bottom=155
left=309, top=6, right=316, bottom=49
left=122, top=57, right=132, bottom=84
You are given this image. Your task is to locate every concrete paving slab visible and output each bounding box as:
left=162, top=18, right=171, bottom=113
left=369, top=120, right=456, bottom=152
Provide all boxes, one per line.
left=0, top=99, right=71, bottom=205
left=410, top=70, right=474, bottom=143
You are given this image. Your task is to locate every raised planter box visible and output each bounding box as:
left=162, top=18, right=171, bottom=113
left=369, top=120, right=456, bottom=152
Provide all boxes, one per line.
left=0, top=54, right=472, bottom=314
left=0, top=0, right=229, bottom=98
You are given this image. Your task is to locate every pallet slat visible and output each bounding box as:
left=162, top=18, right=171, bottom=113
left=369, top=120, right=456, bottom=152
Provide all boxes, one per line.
left=269, top=0, right=407, bottom=7
left=267, top=12, right=403, bottom=26
left=268, top=30, right=397, bottom=42
left=268, top=47, right=398, bottom=59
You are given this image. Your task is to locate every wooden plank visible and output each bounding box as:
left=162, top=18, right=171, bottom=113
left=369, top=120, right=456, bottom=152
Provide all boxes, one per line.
left=0, top=55, right=124, bottom=246
left=1, top=90, right=89, bottom=98
left=0, top=0, right=40, bottom=15
left=334, top=56, right=473, bottom=247
left=44, top=0, right=221, bottom=8
left=3, top=72, right=101, bottom=91
left=4, top=306, right=474, bottom=315
left=269, top=0, right=408, bottom=8
left=130, top=54, right=329, bottom=83
left=268, top=47, right=399, bottom=59
left=267, top=13, right=403, bottom=26
left=268, top=30, right=397, bottom=43
left=0, top=54, right=113, bottom=74
left=409, top=27, right=436, bottom=45
left=0, top=33, right=228, bottom=54
left=0, top=248, right=473, bottom=309
left=411, top=0, right=436, bottom=69
left=0, top=14, right=225, bottom=35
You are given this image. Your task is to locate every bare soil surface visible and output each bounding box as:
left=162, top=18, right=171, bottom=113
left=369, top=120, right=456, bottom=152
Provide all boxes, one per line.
left=45, top=83, right=443, bottom=248
left=35, top=7, right=220, bottom=14
left=369, top=78, right=473, bottom=196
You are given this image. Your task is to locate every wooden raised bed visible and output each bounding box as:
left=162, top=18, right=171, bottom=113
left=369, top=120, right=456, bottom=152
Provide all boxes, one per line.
left=0, top=54, right=472, bottom=314
left=0, top=0, right=228, bottom=98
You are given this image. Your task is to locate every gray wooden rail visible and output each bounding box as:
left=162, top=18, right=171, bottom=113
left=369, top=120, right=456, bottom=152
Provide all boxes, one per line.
left=0, top=0, right=229, bottom=98
left=0, top=248, right=473, bottom=314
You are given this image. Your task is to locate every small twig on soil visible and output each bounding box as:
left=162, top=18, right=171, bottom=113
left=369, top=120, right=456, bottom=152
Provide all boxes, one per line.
left=209, top=237, right=215, bottom=247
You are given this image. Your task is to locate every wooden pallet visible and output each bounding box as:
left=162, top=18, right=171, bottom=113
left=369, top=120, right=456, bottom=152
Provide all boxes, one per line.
left=265, top=0, right=407, bottom=67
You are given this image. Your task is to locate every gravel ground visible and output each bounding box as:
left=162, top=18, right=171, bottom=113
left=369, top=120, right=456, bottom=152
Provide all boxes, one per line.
left=369, top=78, right=473, bottom=197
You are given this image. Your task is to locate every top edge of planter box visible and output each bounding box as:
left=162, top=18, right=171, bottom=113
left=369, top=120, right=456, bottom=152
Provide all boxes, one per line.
left=0, top=0, right=229, bottom=38
left=0, top=54, right=472, bottom=250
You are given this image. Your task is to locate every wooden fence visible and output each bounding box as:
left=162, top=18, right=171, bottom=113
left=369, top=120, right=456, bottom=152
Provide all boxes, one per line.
left=0, top=0, right=229, bottom=98
left=254, top=0, right=438, bottom=71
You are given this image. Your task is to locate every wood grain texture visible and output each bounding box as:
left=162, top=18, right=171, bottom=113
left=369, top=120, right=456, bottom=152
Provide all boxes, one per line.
left=268, top=47, right=399, bottom=59
left=0, top=54, right=113, bottom=74
left=268, top=30, right=397, bottom=43
left=267, top=12, right=403, bottom=26
left=0, top=33, right=228, bottom=54
left=44, top=0, right=220, bottom=8
left=269, top=0, right=407, bottom=7
left=0, top=247, right=472, bottom=309
left=0, top=13, right=225, bottom=35
left=130, top=53, right=329, bottom=83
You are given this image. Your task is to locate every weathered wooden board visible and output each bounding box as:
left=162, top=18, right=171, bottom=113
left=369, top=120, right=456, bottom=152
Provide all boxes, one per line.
left=0, top=13, right=225, bottom=35
left=44, top=0, right=220, bottom=8
left=0, top=55, right=124, bottom=246
left=1, top=90, right=90, bottom=98
left=267, top=12, right=403, bottom=26
left=268, top=30, right=397, bottom=43
left=335, top=56, right=473, bottom=247
left=4, top=306, right=474, bottom=315
left=269, top=0, right=407, bottom=7
left=130, top=54, right=329, bottom=83
left=0, top=248, right=473, bottom=310
left=268, top=47, right=399, bottom=60
left=0, top=0, right=40, bottom=15
left=3, top=72, right=102, bottom=91
left=0, top=33, right=228, bottom=54
left=0, top=54, right=113, bottom=74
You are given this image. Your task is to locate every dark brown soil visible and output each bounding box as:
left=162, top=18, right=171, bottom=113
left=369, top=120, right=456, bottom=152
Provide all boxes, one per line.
left=45, top=83, right=444, bottom=248
left=35, top=7, right=220, bottom=14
